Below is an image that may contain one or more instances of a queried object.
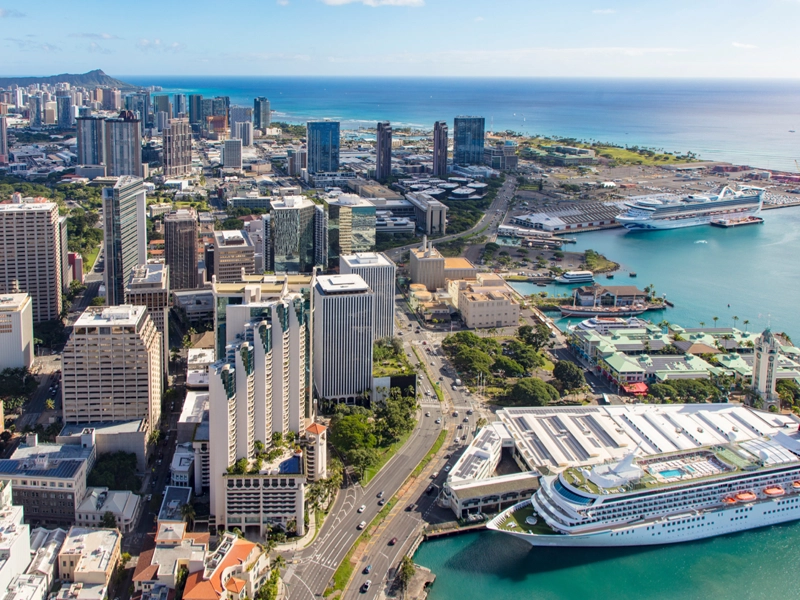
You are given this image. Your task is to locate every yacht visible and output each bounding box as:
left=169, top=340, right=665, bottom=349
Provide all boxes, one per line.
left=555, top=271, right=594, bottom=284
left=616, top=186, right=764, bottom=231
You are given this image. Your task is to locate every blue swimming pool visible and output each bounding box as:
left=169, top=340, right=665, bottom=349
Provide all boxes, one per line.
left=659, top=469, right=683, bottom=478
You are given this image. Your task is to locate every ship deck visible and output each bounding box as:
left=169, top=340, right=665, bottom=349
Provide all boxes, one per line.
left=493, top=504, right=559, bottom=536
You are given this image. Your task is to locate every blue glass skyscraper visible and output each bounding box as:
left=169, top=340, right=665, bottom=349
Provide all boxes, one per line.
left=453, top=116, right=485, bottom=166
left=307, top=121, right=340, bottom=174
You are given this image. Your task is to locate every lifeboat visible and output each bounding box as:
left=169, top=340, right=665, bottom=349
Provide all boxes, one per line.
left=764, top=486, right=785, bottom=497
left=722, top=497, right=738, bottom=505
left=792, top=481, right=800, bottom=489
left=736, top=491, right=757, bottom=502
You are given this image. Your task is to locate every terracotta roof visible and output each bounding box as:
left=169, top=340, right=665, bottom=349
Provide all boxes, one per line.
left=133, top=547, right=157, bottom=582
left=225, top=578, right=246, bottom=593
left=306, top=423, right=327, bottom=435
left=184, top=538, right=257, bottom=600
left=183, top=572, right=217, bottom=600
left=184, top=532, right=211, bottom=545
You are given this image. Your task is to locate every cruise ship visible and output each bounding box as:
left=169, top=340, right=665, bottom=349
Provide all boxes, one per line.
left=487, top=404, right=800, bottom=547
left=616, top=186, right=764, bottom=231
left=555, top=271, right=594, bottom=284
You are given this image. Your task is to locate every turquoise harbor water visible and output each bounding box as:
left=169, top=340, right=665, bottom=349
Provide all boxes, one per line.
left=509, top=206, right=800, bottom=340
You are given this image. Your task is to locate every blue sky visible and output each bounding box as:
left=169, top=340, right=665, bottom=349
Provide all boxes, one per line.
left=1, top=0, right=797, bottom=77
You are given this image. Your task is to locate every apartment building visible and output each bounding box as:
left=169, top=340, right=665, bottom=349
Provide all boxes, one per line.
left=124, top=263, right=170, bottom=376
left=212, top=231, right=255, bottom=283
left=0, top=479, right=31, bottom=593
left=57, top=527, right=121, bottom=598
left=0, top=293, right=34, bottom=370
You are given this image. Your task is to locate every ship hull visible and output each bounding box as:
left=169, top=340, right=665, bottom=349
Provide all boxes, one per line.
left=491, top=496, right=800, bottom=548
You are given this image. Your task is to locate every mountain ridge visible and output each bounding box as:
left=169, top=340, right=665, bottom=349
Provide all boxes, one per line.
left=0, top=69, right=138, bottom=90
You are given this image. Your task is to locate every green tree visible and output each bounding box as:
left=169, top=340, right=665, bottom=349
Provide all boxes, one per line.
left=553, top=361, right=586, bottom=392
left=509, top=378, right=560, bottom=406
left=100, top=511, right=117, bottom=529
left=329, top=413, right=376, bottom=454
left=398, top=556, right=416, bottom=594
left=181, top=503, right=196, bottom=529
left=506, top=339, right=545, bottom=371
left=91, top=296, right=105, bottom=306
left=492, top=355, right=525, bottom=377
left=517, top=323, right=551, bottom=351
left=648, top=383, right=679, bottom=402
left=348, top=447, right=379, bottom=479
left=453, top=346, right=493, bottom=376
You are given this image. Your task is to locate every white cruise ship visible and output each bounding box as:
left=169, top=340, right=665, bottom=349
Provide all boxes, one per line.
left=487, top=404, right=800, bottom=547
left=555, top=270, right=594, bottom=284
left=616, top=186, right=764, bottom=231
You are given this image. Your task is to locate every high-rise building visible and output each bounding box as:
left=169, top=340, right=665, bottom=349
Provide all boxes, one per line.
left=235, top=121, right=253, bottom=147
left=0, top=116, right=7, bottom=161
left=307, top=121, right=340, bottom=174
left=125, top=263, right=170, bottom=378
left=433, top=120, right=448, bottom=177
left=228, top=106, right=252, bottom=140
left=0, top=201, right=64, bottom=323
left=314, top=205, right=328, bottom=268
left=188, top=94, right=203, bottom=125
left=753, top=329, right=781, bottom=409
left=162, top=118, right=192, bottom=178
left=104, top=111, right=142, bottom=177
left=125, top=92, right=150, bottom=132
left=375, top=121, right=392, bottom=182
left=254, top=97, right=270, bottom=129
left=0, top=293, right=34, bottom=370
left=172, top=93, right=187, bottom=117
left=212, top=96, right=229, bottom=117
left=155, top=111, right=169, bottom=133
left=340, top=252, right=396, bottom=340
left=28, top=96, right=42, bottom=128
left=313, top=274, right=374, bottom=404
left=164, top=209, right=199, bottom=290
left=102, top=88, right=122, bottom=111
left=153, top=94, right=171, bottom=117
left=223, top=138, right=242, bottom=170
left=76, top=116, right=106, bottom=166
left=62, top=305, right=162, bottom=430
left=102, top=176, right=147, bottom=306
left=269, top=196, right=316, bottom=273
left=453, top=116, right=485, bottom=166
left=200, top=99, right=213, bottom=127
left=212, top=230, right=255, bottom=282
left=323, top=194, right=376, bottom=266
left=56, top=95, right=74, bottom=127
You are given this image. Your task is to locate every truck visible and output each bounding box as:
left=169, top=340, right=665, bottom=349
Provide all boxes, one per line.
left=455, top=378, right=462, bottom=386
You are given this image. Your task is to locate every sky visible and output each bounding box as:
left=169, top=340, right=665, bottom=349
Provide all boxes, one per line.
left=1, top=0, right=799, bottom=78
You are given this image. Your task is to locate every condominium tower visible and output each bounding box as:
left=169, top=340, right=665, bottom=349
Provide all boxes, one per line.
left=375, top=121, right=392, bottom=182
left=103, top=176, right=147, bottom=306
left=270, top=196, right=316, bottom=273
left=254, top=97, right=271, bottom=129
left=0, top=116, right=7, bottom=160
left=307, top=121, right=340, bottom=174
left=312, top=274, right=374, bottom=403
left=164, top=209, right=199, bottom=290
left=228, top=106, right=252, bottom=140
left=162, top=118, right=192, bottom=177
left=62, top=305, right=162, bottom=429
left=0, top=201, right=65, bottom=323
left=340, top=252, right=396, bottom=340
left=223, top=138, right=243, bottom=170
left=57, top=95, right=74, bottom=127
left=453, top=116, right=485, bottom=166
left=104, top=111, right=142, bottom=177
left=76, top=116, right=106, bottom=166
left=433, top=120, right=448, bottom=177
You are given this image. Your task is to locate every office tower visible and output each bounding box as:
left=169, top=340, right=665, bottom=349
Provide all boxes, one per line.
left=229, top=106, right=252, bottom=139
left=209, top=283, right=310, bottom=535
left=0, top=201, right=64, bottom=323
left=212, top=230, right=255, bottom=282
left=162, top=118, right=192, bottom=177
left=164, top=209, right=199, bottom=290
left=223, top=138, right=243, bottom=170
left=453, top=116, right=485, bottom=166
left=313, top=274, right=374, bottom=403
left=260, top=214, right=273, bottom=272
left=254, top=97, right=270, bottom=129
left=102, top=88, right=121, bottom=111
left=56, top=95, right=73, bottom=127
left=104, top=111, right=142, bottom=177
left=28, top=96, right=42, bottom=128
left=314, top=205, right=328, bottom=268
left=153, top=94, right=171, bottom=117
left=125, top=91, right=150, bottom=133
left=307, top=121, right=340, bottom=174
left=375, top=121, right=392, bottom=182
left=0, top=116, right=7, bottom=160
left=155, top=111, right=169, bottom=133
left=188, top=94, right=203, bottom=124
left=200, top=99, right=213, bottom=126
left=173, top=93, right=187, bottom=117
left=212, top=96, right=229, bottom=117
left=340, top=252, right=396, bottom=340
left=102, top=176, right=147, bottom=306
left=62, top=305, right=162, bottom=429
left=0, top=293, right=34, bottom=370
left=269, top=196, right=316, bottom=273
left=433, top=120, right=448, bottom=177
left=323, top=194, right=376, bottom=266
left=236, top=121, right=253, bottom=147
left=76, top=116, right=106, bottom=165
left=125, top=262, right=170, bottom=377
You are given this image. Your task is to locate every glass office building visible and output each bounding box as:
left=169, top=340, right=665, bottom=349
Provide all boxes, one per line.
left=453, top=116, right=485, bottom=166
left=307, top=121, right=340, bottom=173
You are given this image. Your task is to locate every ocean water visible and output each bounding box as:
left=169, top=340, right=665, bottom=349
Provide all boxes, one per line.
left=509, top=205, right=800, bottom=340
left=123, top=76, right=800, bottom=170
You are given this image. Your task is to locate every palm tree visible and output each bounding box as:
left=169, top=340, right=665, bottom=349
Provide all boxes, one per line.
left=743, top=319, right=750, bottom=333
left=699, top=321, right=705, bottom=328
left=712, top=316, right=719, bottom=328
left=733, top=315, right=739, bottom=329
left=180, top=503, right=196, bottom=530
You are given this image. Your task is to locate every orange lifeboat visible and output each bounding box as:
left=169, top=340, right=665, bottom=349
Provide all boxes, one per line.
left=792, top=481, right=800, bottom=489
left=764, top=486, right=785, bottom=497
left=722, top=497, right=738, bottom=505
left=736, top=491, right=757, bottom=502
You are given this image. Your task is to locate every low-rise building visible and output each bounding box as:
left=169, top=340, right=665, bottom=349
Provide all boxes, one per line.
left=57, top=527, right=121, bottom=599
left=133, top=528, right=208, bottom=594
left=405, top=192, right=447, bottom=235
left=157, top=487, right=192, bottom=528
left=0, top=479, right=31, bottom=593
left=170, top=447, right=194, bottom=488
left=458, top=285, right=520, bottom=329
left=5, top=574, right=49, bottom=600
left=183, top=533, right=270, bottom=600
left=75, top=488, right=142, bottom=533
left=27, top=527, right=66, bottom=586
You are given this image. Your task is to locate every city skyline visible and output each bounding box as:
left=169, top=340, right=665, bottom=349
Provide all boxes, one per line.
left=1, top=0, right=798, bottom=78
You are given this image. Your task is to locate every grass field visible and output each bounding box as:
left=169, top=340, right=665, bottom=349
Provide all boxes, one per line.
left=363, top=428, right=413, bottom=484
left=83, top=244, right=101, bottom=270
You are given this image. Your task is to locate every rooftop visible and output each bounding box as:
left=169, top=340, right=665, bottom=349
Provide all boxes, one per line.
left=157, top=486, right=192, bottom=523
left=74, top=305, right=145, bottom=327
left=179, top=392, right=209, bottom=426
left=271, top=195, right=314, bottom=210
left=316, top=274, right=370, bottom=295
left=0, top=201, right=57, bottom=213
left=0, top=293, right=30, bottom=313
left=60, top=527, right=120, bottom=575
left=340, top=252, right=394, bottom=268
left=323, top=193, right=373, bottom=207
left=77, top=488, right=139, bottom=517
left=213, top=230, right=251, bottom=247
left=443, top=257, right=475, bottom=270
left=58, top=420, right=145, bottom=437
left=126, top=263, right=168, bottom=290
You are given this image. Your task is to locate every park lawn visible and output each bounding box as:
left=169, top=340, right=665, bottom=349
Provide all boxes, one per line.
left=373, top=356, right=414, bottom=379
left=363, top=428, right=413, bottom=484
left=541, top=357, right=555, bottom=371
left=83, top=244, right=101, bottom=270
left=592, top=145, right=694, bottom=166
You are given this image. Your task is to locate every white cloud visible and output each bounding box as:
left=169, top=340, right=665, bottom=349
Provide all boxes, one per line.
left=88, top=42, right=111, bottom=54
left=320, top=0, right=424, bottom=6
left=732, top=42, right=757, bottom=49
left=6, top=38, right=58, bottom=51
left=592, top=9, right=616, bottom=14
left=474, top=16, right=484, bottom=22
left=70, top=32, right=121, bottom=40
left=137, top=38, right=185, bottom=53
left=0, top=8, right=25, bottom=18
left=277, top=0, right=289, bottom=5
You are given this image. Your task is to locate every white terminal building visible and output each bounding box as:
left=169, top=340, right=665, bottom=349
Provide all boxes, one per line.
left=0, top=293, right=34, bottom=370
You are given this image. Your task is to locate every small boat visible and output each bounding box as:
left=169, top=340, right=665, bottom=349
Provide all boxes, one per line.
left=722, top=497, right=738, bottom=505
left=629, top=272, right=637, bottom=278
left=764, top=486, right=785, bottom=497
left=536, top=283, right=547, bottom=287
left=736, top=491, right=757, bottom=502
left=792, top=481, right=800, bottom=489
left=606, top=274, right=614, bottom=279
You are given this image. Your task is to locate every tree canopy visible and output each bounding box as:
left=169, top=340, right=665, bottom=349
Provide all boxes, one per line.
left=553, top=361, right=586, bottom=391
left=508, top=378, right=560, bottom=406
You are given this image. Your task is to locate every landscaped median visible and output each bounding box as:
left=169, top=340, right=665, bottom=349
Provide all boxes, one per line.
left=412, top=346, right=444, bottom=402
left=412, top=430, right=447, bottom=478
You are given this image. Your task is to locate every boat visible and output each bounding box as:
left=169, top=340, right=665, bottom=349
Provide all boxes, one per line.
left=616, top=185, right=765, bottom=231
left=606, top=274, right=615, bottom=279
left=709, top=216, right=764, bottom=228
left=793, top=481, right=800, bottom=489
left=629, top=272, right=637, bottom=278
left=486, top=403, right=800, bottom=547
left=559, top=305, right=648, bottom=318
left=555, top=270, right=594, bottom=284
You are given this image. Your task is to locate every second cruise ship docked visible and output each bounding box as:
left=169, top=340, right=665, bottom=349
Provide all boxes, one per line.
left=486, top=404, right=800, bottom=547
left=616, top=186, right=764, bottom=231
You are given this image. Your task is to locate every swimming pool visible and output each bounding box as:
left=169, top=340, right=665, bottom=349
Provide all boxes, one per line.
left=659, top=469, right=683, bottom=478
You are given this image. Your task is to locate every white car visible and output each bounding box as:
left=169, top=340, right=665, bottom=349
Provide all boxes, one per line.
left=358, top=505, right=366, bottom=513
left=444, top=466, right=451, bottom=472
left=358, top=521, right=367, bottom=530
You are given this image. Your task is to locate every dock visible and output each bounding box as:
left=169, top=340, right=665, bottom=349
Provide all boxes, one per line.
left=423, top=523, right=487, bottom=540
